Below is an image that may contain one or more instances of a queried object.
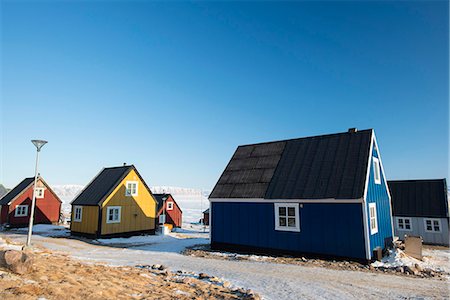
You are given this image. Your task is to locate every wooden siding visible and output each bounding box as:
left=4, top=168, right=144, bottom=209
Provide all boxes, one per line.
left=70, top=206, right=99, bottom=234
left=156, top=195, right=183, bottom=228
left=203, top=212, right=209, bottom=225
left=211, top=202, right=367, bottom=260
left=1, top=179, right=61, bottom=226
left=101, top=169, right=156, bottom=235
left=365, top=143, right=394, bottom=257
left=394, top=216, right=449, bottom=246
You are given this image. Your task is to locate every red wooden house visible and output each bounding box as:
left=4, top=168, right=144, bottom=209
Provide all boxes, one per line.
left=154, top=194, right=182, bottom=228
left=202, top=208, right=209, bottom=225
left=0, top=177, right=62, bottom=227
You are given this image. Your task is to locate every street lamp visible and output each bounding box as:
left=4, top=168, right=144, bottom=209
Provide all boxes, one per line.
left=161, top=195, right=168, bottom=225
left=26, top=139, right=48, bottom=247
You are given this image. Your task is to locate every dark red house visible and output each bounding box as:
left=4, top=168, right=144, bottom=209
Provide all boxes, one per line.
left=154, top=194, right=182, bottom=228
left=202, top=208, right=209, bottom=225
left=0, top=177, right=62, bottom=227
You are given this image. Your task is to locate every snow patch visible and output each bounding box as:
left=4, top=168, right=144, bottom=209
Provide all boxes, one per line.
left=15, top=224, right=70, bottom=238
left=371, top=248, right=450, bottom=273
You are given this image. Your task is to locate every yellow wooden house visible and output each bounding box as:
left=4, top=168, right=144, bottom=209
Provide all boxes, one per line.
left=70, top=165, right=157, bottom=238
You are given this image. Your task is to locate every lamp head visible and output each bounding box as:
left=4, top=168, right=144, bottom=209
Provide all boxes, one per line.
left=31, top=140, right=48, bottom=151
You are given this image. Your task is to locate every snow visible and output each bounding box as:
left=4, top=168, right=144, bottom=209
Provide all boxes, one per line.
left=151, top=186, right=209, bottom=225
left=422, top=247, right=450, bottom=273
left=0, top=237, right=23, bottom=251
left=1, top=230, right=448, bottom=300
left=371, top=248, right=450, bottom=274
left=175, top=290, right=191, bottom=296
left=94, top=230, right=209, bottom=253
left=14, top=224, right=70, bottom=238
left=51, top=184, right=84, bottom=213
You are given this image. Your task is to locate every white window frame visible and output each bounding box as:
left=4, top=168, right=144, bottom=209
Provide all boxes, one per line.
left=167, top=202, right=173, bottom=211
left=373, top=157, right=381, bottom=185
left=396, top=217, right=412, bottom=231
left=125, top=181, right=138, bottom=197
left=15, top=205, right=29, bottom=217
left=369, top=202, right=378, bottom=235
left=106, top=206, right=121, bottom=224
left=73, top=206, right=82, bottom=222
left=274, top=203, right=300, bottom=232
left=424, top=218, right=441, bottom=233
left=35, top=187, right=45, bottom=198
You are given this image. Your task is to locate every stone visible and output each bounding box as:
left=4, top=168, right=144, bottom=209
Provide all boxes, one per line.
left=405, top=265, right=419, bottom=275
left=301, top=257, right=307, bottom=262
left=198, top=272, right=210, bottom=279
left=223, top=281, right=231, bottom=288
left=182, top=277, right=195, bottom=285
left=151, top=264, right=161, bottom=270
left=158, top=265, right=166, bottom=271
left=2, top=250, right=33, bottom=275
left=414, top=263, right=423, bottom=272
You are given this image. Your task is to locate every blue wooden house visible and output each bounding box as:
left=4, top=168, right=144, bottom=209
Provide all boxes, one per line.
left=209, top=128, right=394, bottom=261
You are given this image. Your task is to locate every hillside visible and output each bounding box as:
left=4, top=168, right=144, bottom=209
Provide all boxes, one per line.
left=0, top=184, right=10, bottom=199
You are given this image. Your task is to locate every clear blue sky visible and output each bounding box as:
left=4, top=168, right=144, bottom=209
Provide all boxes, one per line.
left=1, top=1, right=448, bottom=190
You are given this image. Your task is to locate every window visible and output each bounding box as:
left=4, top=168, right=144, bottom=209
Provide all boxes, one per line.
left=369, top=203, right=378, bottom=234
left=35, top=187, right=45, bottom=198
left=106, top=206, right=121, bottom=223
left=73, top=206, right=82, bottom=222
left=125, top=181, right=138, bottom=196
left=274, top=203, right=300, bottom=232
left=159, top=214, right=166, bottom=224
left=167, top=202, right=173, bottom=210
left=424, top=218, right=441, bottom=233
left=373, top=157, right=381, bottom=184
left=15, top=205, right=28, bottom=217
left=396, top=217, right=412, bottom=231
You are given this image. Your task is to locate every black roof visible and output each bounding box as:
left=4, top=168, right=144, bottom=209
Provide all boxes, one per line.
left=0, top=177, right=34, bottom=205
left=203, top=208, right=209, bottom=214
left=153, top=193, right=171, bottom=211
left=153, top=193, right=182, bottom=212
left=210, top=129, right=373, bottom=200
left=388, top=179, right=449, bottom=218
left=72, top=165, right=133, bottom=206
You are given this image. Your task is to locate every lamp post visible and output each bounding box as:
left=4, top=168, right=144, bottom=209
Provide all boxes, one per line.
left=26, top=139, right=48, bottom=247
left=161, top=195, right=168, bottom=225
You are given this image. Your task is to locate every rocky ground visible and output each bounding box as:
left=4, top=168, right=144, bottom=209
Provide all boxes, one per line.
left=2, top=229, right=448, bottom=299
left=183, top=244, right=449, bottom=280
left=0, top=246, right=259, bottom=300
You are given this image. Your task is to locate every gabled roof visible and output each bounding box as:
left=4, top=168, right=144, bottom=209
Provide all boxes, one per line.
left=0, top=177, right=62, bottom=205
left=153, top=193, right=170, bottom=211
left=72, top=165, right=138, bottom=206
left=153, top=193, right=182, bottom=213
left=388, top=179, right=449, bottom=218
left=0, top=178, right=35, bottom=205
left=210, top=129, right=373, bottom=200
